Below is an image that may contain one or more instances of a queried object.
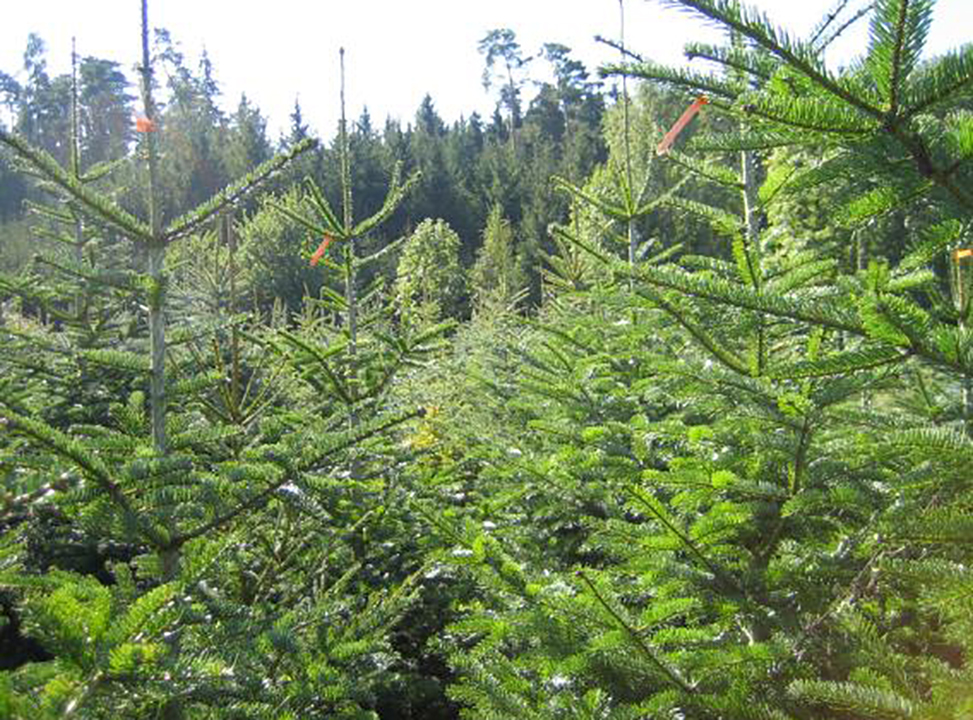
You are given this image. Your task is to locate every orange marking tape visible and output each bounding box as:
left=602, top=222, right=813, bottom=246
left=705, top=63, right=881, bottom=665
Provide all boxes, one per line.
left=656, top=96, right=709, bottom=156
left=953, top=248, right=973, bottom=261
left=135, top=116, right=157, bottom=133
left=310, top=235, right=334, bottom=267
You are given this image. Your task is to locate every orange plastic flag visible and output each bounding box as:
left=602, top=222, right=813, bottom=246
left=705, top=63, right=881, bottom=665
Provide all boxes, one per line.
left=310, top=236, right=334, bottom=266
left=135, top=116, right=158, bottom=133
left=656, top=96, right=709, bottom=156
left=953, top=248, right=973, bottom=261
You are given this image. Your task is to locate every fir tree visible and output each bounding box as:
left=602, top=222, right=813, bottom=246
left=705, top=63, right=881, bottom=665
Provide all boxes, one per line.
left=471, top=204, right=525, bottom=314
left=287, top=96, right=308, bottom=145
left=418, top=2, right=973, bottom=719
left=0, top=2, right=354, bottom=715
left=394, top=218, right=467, bottom=327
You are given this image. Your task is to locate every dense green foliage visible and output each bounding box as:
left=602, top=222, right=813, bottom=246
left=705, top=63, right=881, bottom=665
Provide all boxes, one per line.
left=2, top=1, right=973, bottom=718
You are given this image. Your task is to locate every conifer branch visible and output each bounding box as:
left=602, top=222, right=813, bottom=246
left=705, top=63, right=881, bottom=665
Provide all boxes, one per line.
left=0, top=475, right=75, bottom=524
left=0, top=408, right=166, bottom=547
left=890, top=128, right=973, bottom=210
left=662, top=151, right=745, bottom=189
left=888, top=0, right=911, bottom=112
left=626, top=486, right=747, bottom=598
left=739, top=95, right=876, bottom=135
left=80, top=157, right=128, bottom=184
left=684, top=41, right=774, bottom=81
left=686, top=129, right=798, bottom=151
left=791, top=415, right=812, bottom=495
left=630, top=263, right=864, bottom=333
left=766, top=345, right=910, bottom=378
left=808, top=0, right=852, bottom=47
left=169, top=409, right=421, bottom=549
left=903, top=45, right=973, bottom=117
left=166, top=474, right=283, bottom=550
left=25, top=200, right=75, bottom=224
left=164, top=138, right=318, bottom=242
left=352, top=169, right=421, bottom=238
left=576, top=570, right=696, bottom=695
left=549, top=225, right=613, bottom=266
left=638, top=288, right=750, bottom=374
left=0, top=130, right=152, bottom=242
left=269, top=198, right=333, bottom=239
left=358, top=233, right=409, bottom=267
left=813, top=2, right=874, bottom=52
left=788, top=679, right=915, bottom=719
left=302, top=176, right=343, bottom=231
left=552, top=176, right=628, bottom=220
left=662, top=0, right=885, bottom=119
left=595, top=35, right=644, bottom=63
left=273, top=329, right=354, bottom=405
left=602, top=60, right=740, bottom=101
left=30, top=255, right=141, bottom=294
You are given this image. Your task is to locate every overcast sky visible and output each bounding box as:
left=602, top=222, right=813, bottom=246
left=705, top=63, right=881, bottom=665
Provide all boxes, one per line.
left=2, top=0, right=970, bottom=139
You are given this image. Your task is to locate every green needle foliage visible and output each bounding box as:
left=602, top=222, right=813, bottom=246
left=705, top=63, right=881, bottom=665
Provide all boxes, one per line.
left=2, top=1, right=973, bottom=719
left=410, top=2, right=973, bottom=720
left=0, top=5, right=451, bottom=718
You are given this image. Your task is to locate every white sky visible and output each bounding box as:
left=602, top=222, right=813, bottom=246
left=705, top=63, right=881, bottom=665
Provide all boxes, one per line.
left=2, top=0, right=970, bottom=140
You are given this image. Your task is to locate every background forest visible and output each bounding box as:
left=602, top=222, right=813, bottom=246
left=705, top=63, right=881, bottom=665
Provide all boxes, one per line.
left=1, top=0, right=972, bottom=718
